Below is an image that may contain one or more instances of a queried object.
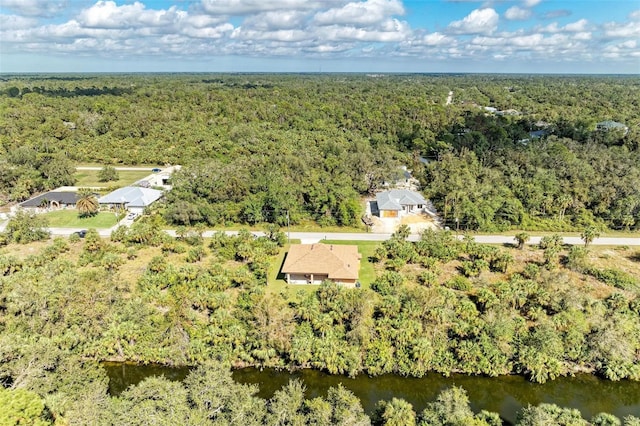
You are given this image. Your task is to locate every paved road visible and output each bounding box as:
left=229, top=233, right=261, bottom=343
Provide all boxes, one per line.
left=76, top=166, right=155, bottom=171
left=44, top=227, right=640, bottom=246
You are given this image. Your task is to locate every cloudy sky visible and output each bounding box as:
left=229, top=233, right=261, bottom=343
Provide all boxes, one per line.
left=1, top=0, right=639, bottom=73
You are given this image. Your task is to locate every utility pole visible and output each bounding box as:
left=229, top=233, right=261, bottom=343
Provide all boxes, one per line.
left=287, top=210, right=290, bottom=244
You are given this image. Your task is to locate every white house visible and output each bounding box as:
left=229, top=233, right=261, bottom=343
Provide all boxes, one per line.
left=98, top=186, right=163, bottom=214
left=375, top=189, right=427, bottom=218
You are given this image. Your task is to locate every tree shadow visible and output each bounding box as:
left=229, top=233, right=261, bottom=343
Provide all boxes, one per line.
left=627, top=252, right=640, bottom=263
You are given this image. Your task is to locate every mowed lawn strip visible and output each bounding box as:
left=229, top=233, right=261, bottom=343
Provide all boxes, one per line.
left=42, top=210, right=120, bottom=228
left=74, top=169, right=154, bottom=188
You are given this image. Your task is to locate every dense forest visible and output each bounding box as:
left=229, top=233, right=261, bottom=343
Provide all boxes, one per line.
left=1, top=74, right=639, bottom=423
left=1, top=74, right=639, bottom=230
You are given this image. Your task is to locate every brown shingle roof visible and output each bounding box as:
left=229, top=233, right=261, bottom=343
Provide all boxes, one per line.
left=281, top=244, right=361, bottom=280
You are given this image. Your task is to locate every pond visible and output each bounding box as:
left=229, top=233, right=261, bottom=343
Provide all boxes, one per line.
left=102, top=363, right=640, bottom=424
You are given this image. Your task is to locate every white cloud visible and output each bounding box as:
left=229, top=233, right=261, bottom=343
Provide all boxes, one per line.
left=522, top=0, right=542, bottom=7
left=604, top=21, right=640, bottom=38
left=313, top=0, right=404, bottom=26
left=1, top=0, right=638, bottom=72
left=231, top=27, right=309, bottom=42
left=315, top=18, right=410, bottom=42
left=200, top=0, right=345, bottom=15
left=505, top=6, right=531, bottom=21
left=564, top=19, right=588, bottom=32
left=573, top=32, right=591, bottom=41
left=0, top=0, right=66, bottom=17
left=242, top=11, right=309, bottom=30
left=77, top=1, right=180, bottom=29
left=421, top=32, right=453, bottom=46
left=0, top=14, right=38, bottom=30
left=447, top=8, right=498, bottom=34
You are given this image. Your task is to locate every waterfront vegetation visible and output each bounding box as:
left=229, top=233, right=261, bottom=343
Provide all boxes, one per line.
left=1, top=74, right=639, bottom=423
left=0, top=220, right=639, bottom=423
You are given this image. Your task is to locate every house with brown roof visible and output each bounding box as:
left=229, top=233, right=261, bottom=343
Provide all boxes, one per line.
left=281, top=243, right=361, bottom=286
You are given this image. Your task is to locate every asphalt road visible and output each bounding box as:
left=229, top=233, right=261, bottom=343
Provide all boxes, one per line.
left=44, top=227, right=640, bottom=246
left=76, top=166, right=155, bottom=171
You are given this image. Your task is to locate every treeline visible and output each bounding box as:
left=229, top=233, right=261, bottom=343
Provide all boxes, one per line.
left=422, top=139, right=640, bottom=231
left=1, top=74, right=638, bottom=230
left=4, top=365, right=637, bottom=426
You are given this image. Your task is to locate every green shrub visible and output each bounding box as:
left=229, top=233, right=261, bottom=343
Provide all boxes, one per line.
left=587, top=268, right=639, bottom=291
left=446, top=276, right=472, bottom=291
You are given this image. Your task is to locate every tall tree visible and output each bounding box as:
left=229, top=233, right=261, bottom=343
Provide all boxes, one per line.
left=76, top=188, right=99, bottom=218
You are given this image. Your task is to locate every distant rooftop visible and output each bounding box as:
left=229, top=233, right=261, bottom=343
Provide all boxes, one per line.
left=376, top=189, right=427, bottom=211
left=20, top=191, right=78, bottom=207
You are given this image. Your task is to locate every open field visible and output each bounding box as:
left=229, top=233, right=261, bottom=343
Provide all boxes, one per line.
left=42, top=210, right=120, bottom=228
left=74, top=169, right=153, bottom=188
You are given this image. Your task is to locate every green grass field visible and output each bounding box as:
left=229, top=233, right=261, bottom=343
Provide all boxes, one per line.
left=43, top=210, right=120, bottom=228
left=74, top=169, right=153, bottom=188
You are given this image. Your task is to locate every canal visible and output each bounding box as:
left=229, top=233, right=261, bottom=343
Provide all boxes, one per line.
left=103, top=363, right=640, bottom=424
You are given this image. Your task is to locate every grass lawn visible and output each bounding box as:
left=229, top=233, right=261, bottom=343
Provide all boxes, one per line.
left=267, top=239, right=380, bottom=298
left=43, top=210, right=120, bottom=228
left=74, top=169, right=153, bottom=188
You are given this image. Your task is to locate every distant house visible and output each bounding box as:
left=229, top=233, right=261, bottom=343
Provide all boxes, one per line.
left=596, top=121, right=629, bottom=135
left=375, top=189, right=427, bottom=218
left=281, top=244, right=361, bottom=286
left=19, top=191, right=79, bottom=211
left=98, top=186, right=163, bottom=214
left=135, top=165, right=181, bottom=189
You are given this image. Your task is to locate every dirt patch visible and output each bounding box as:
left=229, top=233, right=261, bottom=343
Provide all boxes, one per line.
left=370, top=213, right=440, bottom=234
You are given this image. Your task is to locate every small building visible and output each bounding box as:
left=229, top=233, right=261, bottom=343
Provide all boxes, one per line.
left=19, top=191, right=79, bottom=211
left=375, top=189, right=427, bottom=218
left=98, top=186, right=163, bottom=214
left=281, top=244, right=361, bottom=286
left=135, top=165, right=181, bottom=190
left=596, top=121, right=629, bottom=135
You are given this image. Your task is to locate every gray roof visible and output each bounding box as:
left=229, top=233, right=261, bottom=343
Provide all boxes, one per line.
left=20, top=191, right=78, bottom=207
left=99, top=186, right=163, bottom=207
left=376, top=190, right=427, bottom=211
left=596, top=120, right=627, bottom=130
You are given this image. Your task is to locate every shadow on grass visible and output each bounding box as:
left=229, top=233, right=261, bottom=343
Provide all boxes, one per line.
left=277, top=252, right=288, bottom=281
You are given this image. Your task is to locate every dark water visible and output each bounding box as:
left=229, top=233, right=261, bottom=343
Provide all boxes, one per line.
left=103, top=363, right=640, bottom=424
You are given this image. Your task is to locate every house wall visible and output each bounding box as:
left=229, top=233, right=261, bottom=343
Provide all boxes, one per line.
left=128, top=206, right=145, bottom=215
left=286, top=273, right=329, bottom=284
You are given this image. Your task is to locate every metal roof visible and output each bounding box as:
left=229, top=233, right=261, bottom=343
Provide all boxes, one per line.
left=98, top=186, right=163, bottom=207
left=376, top=189, right=427, bottom=211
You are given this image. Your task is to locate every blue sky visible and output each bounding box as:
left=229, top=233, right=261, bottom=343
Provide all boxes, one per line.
left=1, top=0, right=638, bottom=73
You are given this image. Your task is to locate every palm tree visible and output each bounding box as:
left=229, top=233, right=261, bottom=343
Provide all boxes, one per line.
left=514, top=232, right=530, bottom=250
left=581, top=226, right=601, bottom=248
left=76, top=188, right=99, bottom=218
